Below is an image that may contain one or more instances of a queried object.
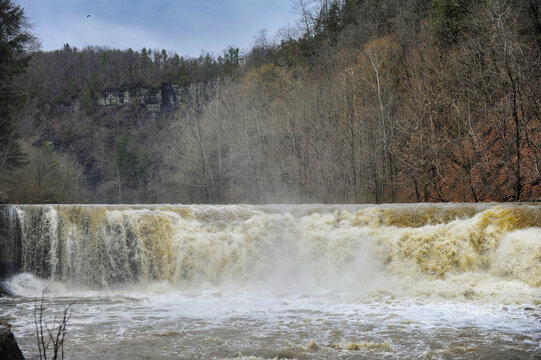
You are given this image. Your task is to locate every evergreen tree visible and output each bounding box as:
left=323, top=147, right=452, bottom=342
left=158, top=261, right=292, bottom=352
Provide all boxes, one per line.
left=0, top=0, right=33, bottom=169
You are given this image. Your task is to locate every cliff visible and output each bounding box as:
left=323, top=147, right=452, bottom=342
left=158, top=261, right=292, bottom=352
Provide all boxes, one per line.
left=97, top=83, right=191, bottom=113
left=7, top=81, right=214, bottom=203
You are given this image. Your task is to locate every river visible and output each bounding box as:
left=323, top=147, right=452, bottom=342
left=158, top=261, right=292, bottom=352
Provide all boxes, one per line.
left=1, top=204, right=540, bottom=359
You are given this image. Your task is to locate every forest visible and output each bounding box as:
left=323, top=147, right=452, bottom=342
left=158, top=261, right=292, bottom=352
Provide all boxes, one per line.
left=1, top=0, right=540, bottom=204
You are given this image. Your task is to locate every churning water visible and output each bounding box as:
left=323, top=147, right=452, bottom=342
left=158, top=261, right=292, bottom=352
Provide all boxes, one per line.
left=0, top=204, right=540, bottom=359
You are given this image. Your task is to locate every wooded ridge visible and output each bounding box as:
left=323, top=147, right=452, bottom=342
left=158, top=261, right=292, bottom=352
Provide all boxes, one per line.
left=1, top=0, right=540, bottom=204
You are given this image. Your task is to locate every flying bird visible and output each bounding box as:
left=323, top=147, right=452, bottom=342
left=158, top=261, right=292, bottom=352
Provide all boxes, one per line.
left=87, top=14, right=91, bottom=18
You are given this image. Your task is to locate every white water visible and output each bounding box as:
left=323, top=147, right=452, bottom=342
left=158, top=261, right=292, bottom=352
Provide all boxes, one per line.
left=1, top=203, right=540, bottom=359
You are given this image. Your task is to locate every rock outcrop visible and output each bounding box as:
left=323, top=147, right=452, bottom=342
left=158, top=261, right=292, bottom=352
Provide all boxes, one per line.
left=0, top=324, right=25, bottom=360
left=97, top=83, right=191, bottom=113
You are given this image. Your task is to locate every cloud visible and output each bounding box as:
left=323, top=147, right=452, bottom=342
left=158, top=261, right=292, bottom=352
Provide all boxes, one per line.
left=17, top=0, right=299, bottom=56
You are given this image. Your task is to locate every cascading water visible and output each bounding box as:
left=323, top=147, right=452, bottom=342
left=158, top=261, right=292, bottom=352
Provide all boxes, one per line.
left=0, top=203, right=540, bottom=359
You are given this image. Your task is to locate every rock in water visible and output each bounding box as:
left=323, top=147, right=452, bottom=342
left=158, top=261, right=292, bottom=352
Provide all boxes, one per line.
left=0, top=281, right=14, bottom=297
left=0, top=324, right=25, bottom=360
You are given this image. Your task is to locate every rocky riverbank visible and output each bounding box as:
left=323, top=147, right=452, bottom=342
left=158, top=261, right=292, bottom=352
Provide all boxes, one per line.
left=0, top=324, right=25, bottom=360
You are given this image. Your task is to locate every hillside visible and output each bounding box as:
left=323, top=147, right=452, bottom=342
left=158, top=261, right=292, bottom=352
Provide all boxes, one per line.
left=1, top=0, right=540, bottom=204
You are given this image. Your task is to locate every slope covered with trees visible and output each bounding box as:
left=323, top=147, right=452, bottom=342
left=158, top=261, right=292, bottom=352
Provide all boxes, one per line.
left=1, top=0, right=540, bottom=204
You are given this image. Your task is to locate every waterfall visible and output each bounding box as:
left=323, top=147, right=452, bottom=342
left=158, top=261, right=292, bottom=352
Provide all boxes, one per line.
left=1, top=203, right=540, bottom=292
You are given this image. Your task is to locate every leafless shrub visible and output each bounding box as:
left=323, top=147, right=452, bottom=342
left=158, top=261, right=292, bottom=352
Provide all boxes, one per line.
left=34, top=292, right=74, bottom=360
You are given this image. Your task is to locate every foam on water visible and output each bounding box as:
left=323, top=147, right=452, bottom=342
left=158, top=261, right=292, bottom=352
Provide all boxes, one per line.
left=2, top=280, right=539, bottom=359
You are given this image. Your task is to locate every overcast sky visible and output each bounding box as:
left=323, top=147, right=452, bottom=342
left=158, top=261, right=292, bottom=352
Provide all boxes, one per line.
left=16, top=0, right=300, bottom=57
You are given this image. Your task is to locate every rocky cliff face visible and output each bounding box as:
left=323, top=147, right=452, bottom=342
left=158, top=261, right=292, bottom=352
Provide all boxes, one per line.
left=97, top=83, right=191, bottom=113
left=10, top=81, right=216, bottom=203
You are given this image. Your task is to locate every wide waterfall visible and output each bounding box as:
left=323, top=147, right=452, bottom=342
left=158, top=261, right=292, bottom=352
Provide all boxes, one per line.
left=1, top=203, right=540, bottom=359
